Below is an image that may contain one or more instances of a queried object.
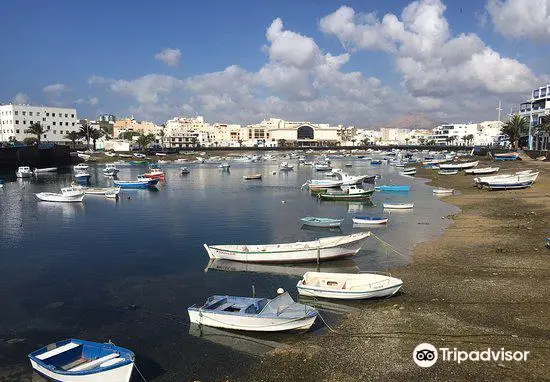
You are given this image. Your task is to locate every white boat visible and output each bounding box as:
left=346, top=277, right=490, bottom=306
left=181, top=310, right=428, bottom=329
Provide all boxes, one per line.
left=279, top=162, right=294, bottom=170
left=203, top=232, right=370, bottom=263
left=75, top=170, right=91, bottom=182
left=438, top=161, right=478, bottom=170
left=433, top=188, right=454, bottom=194
left=74, top=163, right=89, bottom=171
left=133, top=153, right=146, bottom=158
left=70, top=185, right=121, bottom=196
left=464, top=167, right=499, bottom=175
left=383, top=202, right=414, bottom=209
left=306, top=179, right=344, bottom=190
left=33, top=167, right=58, bottom=173
left=352, top=216, right=388, bottom=225
left=155, top=152, right=167, bottom=156
left=438, top=169, right=458, bottom=175
left=297, top=272, right=403, bottom=300
left=77, top=153, right=91, bottom=160
left=28, top=339, right=135, bottom=382
left=181, top=167, right=190, bottom=174
left=16, top=166, right=33, bottom=178
left=103, top=164, right=119, bottom=176
left=325, top=169, right=342, bottom=177
left=104, top=152, right=117, bottom=157
left=219, top=162, right=231, bottom=170
left=188, top=292, right=317, bottom=332
left=314, top=163, right=332, bottom=172
left=36, top=191, right=85, bottom=202
left=157, top=159, right=170, bottom=164
left=475, top=171, right=538, bottom=186
left=335, top=173, right=370, bottom=186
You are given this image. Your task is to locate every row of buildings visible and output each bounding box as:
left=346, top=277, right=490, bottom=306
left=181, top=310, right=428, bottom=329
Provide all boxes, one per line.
left=1, top=83, right=549, bottom=149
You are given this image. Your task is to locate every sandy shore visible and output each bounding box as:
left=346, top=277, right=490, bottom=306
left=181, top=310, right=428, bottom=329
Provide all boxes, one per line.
left=240, top=158, right=550, bottom=382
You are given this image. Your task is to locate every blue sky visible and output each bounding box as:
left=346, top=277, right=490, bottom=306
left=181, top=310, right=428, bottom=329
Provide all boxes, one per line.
left=1, top=0, right=548, bottom=126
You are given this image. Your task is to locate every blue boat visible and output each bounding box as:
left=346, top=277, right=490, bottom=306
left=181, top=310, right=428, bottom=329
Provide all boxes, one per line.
left=300, top=216, right=344, bottom=228
left=494, top=153, right=520, bottom=161
left=28, top=338, right=135, bottom=382
left=113, top=178, right=158, bottom=188
left=371, top=160, right=382, bottom=165
left=375, top=185, right=411, bottom=192
left=352, top=216, right=388, bottom=225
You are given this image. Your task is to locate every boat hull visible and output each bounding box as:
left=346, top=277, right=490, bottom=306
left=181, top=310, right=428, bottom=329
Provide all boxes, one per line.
left=297, top=283, right=401, bottom=300
left=36, top=193, right=84, bottom=202
left=187, top=309, right=316, bottom=332
left=300, top=218, right=343, bottom=228
left=30, top=359, right=134, bottom=382
left=352, top=218, right=388, bottom=225
left=383, top=203, right=413, bottom=209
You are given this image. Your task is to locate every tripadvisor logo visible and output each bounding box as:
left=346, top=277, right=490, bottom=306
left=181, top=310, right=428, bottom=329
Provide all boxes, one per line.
left=413, top=343, right=530, bottom=368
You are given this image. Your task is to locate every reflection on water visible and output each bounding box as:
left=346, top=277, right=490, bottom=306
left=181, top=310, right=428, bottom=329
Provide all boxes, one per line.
left=0, top=158, right=459, bottom=381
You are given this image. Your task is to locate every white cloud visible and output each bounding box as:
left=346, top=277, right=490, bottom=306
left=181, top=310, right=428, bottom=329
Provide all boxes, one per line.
left=110, top=74, right=184, bottom=104
left=487, top=0, right=550, bottom=41
left=155, top=48, right=182, bottom=67
left=88, top=75, right=110, bottom=85
left=13, top=92, right=29, bottom=104
left=43, top=83, right=69, bottom=94
left=75, top=97, right=99, bottom=106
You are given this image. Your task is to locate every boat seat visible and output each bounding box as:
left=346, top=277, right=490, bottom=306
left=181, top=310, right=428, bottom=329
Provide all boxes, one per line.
left=69, top=353, right=119, bottom=372
left=37, top=342, right=80, bottom=360
left=100, top=357, right=126, bottom=368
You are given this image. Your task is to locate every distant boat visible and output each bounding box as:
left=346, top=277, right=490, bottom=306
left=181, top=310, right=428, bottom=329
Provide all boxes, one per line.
left=104, top=152, right=117, bottom=157
left=188, top=292, right=318, bottom=332
left=243, top=174, right=262, bottom=180
left=344, top=163, right=353, bottom=167
left=219, top=163, right=231, bottom=170
left=142, top=168, right=165, bottom=180
left=383, top=202, right=414, bottom=209
left=464, top=167, right=499, bottom=175
left=28, top=338, right=135, bottom=382
left=155, top=152, right=167, bottom=156
left=400, top=168, right=416, bottom=176
left=375, top=185, right=410, bottom=192
left=433, top=188, right=454, bottom=194
left=103, top=164, right=119, bottom=176
left=279, top=162, right=294, bottom=170
left=74, top=171, right=91, bottom=183
left=203, top=232, right=370, bottom=263
left=438, top=161, right=478, bottom=170
left=71, top=185, right=120, bottom=196
left=133, top=153, right=147, bottom=158
left=180, top=167, right=190, bottom=175
left=352, top=216, right=388, bottom=225
left=494, top=152, right=520, bottom=161
left=34, top=167, right=58, bottom=174
left=438, top=169, right=458, bottom=175
left=300, top=216, right=344, bottom=228
left=16, top=166, right=33, bottom=178
left=129, top=160, right=148, bottom=166
left=370, top=160, right=382, bottom=165
left=297, top=272, right=403, bottom=300
left=318, top=187, right=374, bottom=201
left=314, top=163, right=332, bottom=172
left=77, top=153, right=90, bottom=160
left=73, top=163, right=89, bottom=171
left=113, top=178, right=158, bottom=188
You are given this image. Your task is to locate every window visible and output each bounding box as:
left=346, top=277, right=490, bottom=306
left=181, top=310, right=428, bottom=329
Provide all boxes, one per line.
left=30, top=121, right=33, bottom=124
left=22, top=111, right=26, bottom=116
left=37, top=112, right=40, bottom=116
left=16, top=129, right=20, bottom=134
left=53, top=122, right=56, bottom=125
left=72, top=122, right=75, bottom=126
left=71, top=114, right=74, bottom=118
left=43, top=118, right=46, bottom=122
left=15, top=120, right=19, bottom=124
left=29, top=111, right=33, bottom=116
left=51, top=113, right=55, bottom=117
left=46, top=112, right=49, bottom=117
left=43, top=134, right=47, bottom=138
left=53, top=130, right=56, bottom=134
left=65, top=122, right=68, bottom=126
left=15, top=111, right=18, bottom=115
left=65, top=114, right=68, bottom=117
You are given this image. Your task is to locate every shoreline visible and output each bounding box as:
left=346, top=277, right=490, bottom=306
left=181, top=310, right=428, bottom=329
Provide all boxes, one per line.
left=238, top=158, right=550, bottom=381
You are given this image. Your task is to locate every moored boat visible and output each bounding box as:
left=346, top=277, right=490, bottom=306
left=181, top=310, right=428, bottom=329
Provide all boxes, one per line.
left=74, top=170, right=91, bottom=183
left=188, top=292, right=318, bottom=332
left=370, top=160, right=382, bottom=165
left=375, top=185, right=410, bottom=192
left=113, top=178, right=158, bottom=188
left=352, top=216, right=388, bottom=225
left=318, top=186, right=374, bottom=201
left=279, top=162, right=294, bottom=170
left=494, top=152, right=520, bottom=161
left=203, top=232, right=370, bottom=263
left=297, top=272, right=403, bottom=300
left=103, top=164, right=119, bottom=176
left=73, top=163, right=89, bottom=171
left=438, top=169, right=458, bottom=175
left=300, top=216, right=344, bottom=228
left=314, top=163, right=332, bottom=171
left=243, top=174, right=262, bottom=180
left=142, top=168, right=165, bottom=180
left=70, top=185, right=121, bottom=196
left=180, top=167, right=190, bottom=174
left=36, top=190, right=84, bottom=203
left=433, top=188, right=454, bottom=194
left=464, top=167, right=499, bottom=175
left=16, top=166, right=33, bottom=178
left=438, top=161, right=478, bottom=170
left=28, top=338, right=135, bottom=382
left=383, top=202, right=414, bottom=209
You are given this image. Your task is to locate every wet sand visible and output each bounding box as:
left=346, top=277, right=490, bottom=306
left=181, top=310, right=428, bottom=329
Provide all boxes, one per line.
left=241, top=158, right=550, bottom=382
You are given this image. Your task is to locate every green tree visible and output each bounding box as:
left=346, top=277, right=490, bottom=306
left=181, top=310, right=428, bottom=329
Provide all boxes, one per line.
left=23, top=137, right=38, bottom=145
left=466, top=134, right=474, bottom=145
left=501, top=115, right=528, bottom=149
left=25, top=122, right=45, bottom=144
left=64, top=131, right=81, bottom=149
left=534, top=116, right=550, bottom=150
left=158, top=129, right=165, bottom=149
left=405, top=138, right=410, bottom=145
left=361, top=137, right=370, bottom=146
left=136, top=133, right=156, bottom=151
left=462, top=135, right=468, bottom=145
left=418, top=137, right=426, bottom=145
left=89, top=128, right=104, bottom=151
left=119, top=131, right=140, bottom=140
left=78, top=120, right=93, bottom=149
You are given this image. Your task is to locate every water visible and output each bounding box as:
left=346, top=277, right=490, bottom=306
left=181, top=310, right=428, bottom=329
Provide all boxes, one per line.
left=0, top=158, right=459, bottom=381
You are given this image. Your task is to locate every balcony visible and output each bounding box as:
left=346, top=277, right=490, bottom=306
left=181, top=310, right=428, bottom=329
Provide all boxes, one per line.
left=533, top=90, right=540, bottom=98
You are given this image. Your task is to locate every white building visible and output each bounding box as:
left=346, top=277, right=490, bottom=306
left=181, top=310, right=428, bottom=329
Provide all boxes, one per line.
left=0, top=104, right=79, bottom=144
left=246, top=118, right=342, bottom=147
left=518, top=84, right=550, bottom=149
left=427, top=120, right=505, bottom=146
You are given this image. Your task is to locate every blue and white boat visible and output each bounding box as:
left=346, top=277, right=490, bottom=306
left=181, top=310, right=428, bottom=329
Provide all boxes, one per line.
left=188, top=292, right=318, bottom=332
left=486, top=180, right=534, bottom=190
left=352, top=216, right=388, bottom=225
left=113, top=178, right=158, bottom=188
left=28, top=339, right=135, bottom=382
left=74, top=171, right=91, bottom=183
left=370, top=160, right=382, bottom=165
left=300, top=216, right=344, bottom=228
left=375, top=185, right=411, bottom=192
left=494, top=152, right=520, bottom=161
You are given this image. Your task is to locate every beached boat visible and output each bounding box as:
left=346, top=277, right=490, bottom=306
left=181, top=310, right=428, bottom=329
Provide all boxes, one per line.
left=545, top=238, right=550, bottom=248
left=16, top=166, right=33, bottom=178
left=28, top=339, right=135, bottom=382
left=438, top=169, right=458, bottom=175
left=243, top=174, right=262, bottom=180
left=318, top=186, right=375, bottom=201
left=155, top=152, right=167, bottom=156
left=375, top=185, right=411, bottom=192
left=142, top=168, right=165, bottom=180
left=464, top=167, right=499, bottom=175
left=352, top=216, right=388, bottom=225
left=473, top=170, right=534, bottom=184
left=433, top=188, right=454, bottom=194
left=113, top=178, right=158, bottom=188
left=475, top=171, right=538, bottom=187
left=297, top=272, right=403, bottom=300
left=203, top=232, right=370, bottom=263
left=485, top=180, right=535, bottom=190
left=77, top=153, right=91, bottom=160
left=438, top=161, right=478, bottom=170
left=188, top=292, right=318, bottom=332
left=36, top=190, right=84, bottom=202
left=74, top=163, right=89, bottom=171
left=133, top=153, right=147, bottom=158
left=104, top=152, right=117, bottom=157
left=344, top=163, right=353, bottom=168
left=300, top=216, right=344, bottom=228
left=494, top=152, right=520, bottom=161
left=383, top=202, right=414, bottom=209
left=400, top=168, right=416, bottom=176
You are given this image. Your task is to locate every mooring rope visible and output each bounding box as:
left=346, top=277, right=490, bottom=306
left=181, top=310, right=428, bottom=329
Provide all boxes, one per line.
left=369, top=232, right=410, bottom=260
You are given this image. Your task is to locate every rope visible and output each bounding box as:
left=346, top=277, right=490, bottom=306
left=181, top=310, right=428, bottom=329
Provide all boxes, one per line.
left=134, top=363, right=148, bottom=382
left=369, top=232, right=410, bottom=260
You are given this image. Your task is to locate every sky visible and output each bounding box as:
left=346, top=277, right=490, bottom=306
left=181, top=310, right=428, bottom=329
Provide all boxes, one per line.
left=1, top=0, right=549, bottom=127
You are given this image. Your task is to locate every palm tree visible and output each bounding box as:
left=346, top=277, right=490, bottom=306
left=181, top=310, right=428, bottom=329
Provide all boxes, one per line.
left=25, top=122, right=45, bottom=144
left=534, top=116, right=550, bottom=150
left=158, top=129, right=165, bottom=149
left=405, top=138, right=410, bottom=145
left=89, top=128, right=103, bottom=151
left=466, top=134, right=474, bottom=146
left=462, top=135, right=468, bottom=146
left=418, top=137, right=426, bottom=145
left=501, top=115, right=528, bottom=149
left=64, top=131, right=81, bottom=149
left=361, top=137, right=370, bottom=146
left=78, top=121, right=93, bottom=150
left=136, top=133, right=155, bottom=152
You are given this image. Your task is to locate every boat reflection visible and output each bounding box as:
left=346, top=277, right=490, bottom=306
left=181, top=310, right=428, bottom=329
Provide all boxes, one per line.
left=36, top=201, right=85, bottom=217
left=205, top=259, right=360, bottom=277
left=352, top=222, right=388, bottom=230
left=188, top=323, right=286, bottom=357
left=300, top=225, right=342, bottom=234
left=297, top=296, right=362, bottom=315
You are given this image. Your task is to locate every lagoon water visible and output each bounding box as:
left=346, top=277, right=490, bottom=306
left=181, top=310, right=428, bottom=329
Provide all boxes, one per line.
left=0, top=158, right=459, bottom=381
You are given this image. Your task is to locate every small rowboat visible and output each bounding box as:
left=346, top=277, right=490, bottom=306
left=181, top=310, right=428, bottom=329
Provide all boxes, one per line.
left=352, top=216, right=388, bottom=225
left=28, top=339, right=135, bottom=382
left=204, top=232, right=370, bottom=263
left=188, top=292, right=318, bottom=332
left=113, top=178, right=158, bottom=188
left=433, top=188, right=454, bottom=194
left=375, top=185, right=410, bottom=192
left=70, top=185, right=121, bottom=196
left=142, top=168, right=165, bottom=180
left=180, top=167, right=190, bottom=174
left=493, top=152, right=520, bottom=161
left=34, top=167, right=58, bottom=173
left=297, top=272, right=403, bottom=300
left=464, top=167, right=499, bottom=175
left=318, top=188, right=374, bottom=201
left=36, top=191, right=84, bottom=203
left=438, top=169, right=458, bottom=175
left=438, top=161, right=478, bottom=170
left=243, top=174, right=262, bottom=180
left=300, top=216, right=344, bottom=228
left=383, top=202, right=414, bottom=209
